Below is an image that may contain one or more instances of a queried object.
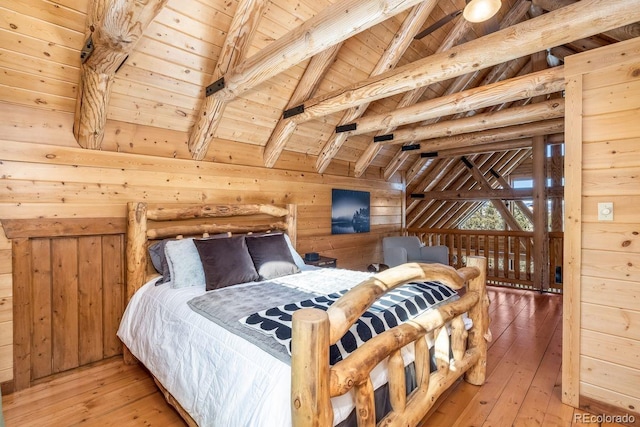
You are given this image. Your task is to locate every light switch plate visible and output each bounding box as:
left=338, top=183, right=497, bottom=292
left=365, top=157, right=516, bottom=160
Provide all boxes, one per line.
left=598, top=202, right=614, bottom=221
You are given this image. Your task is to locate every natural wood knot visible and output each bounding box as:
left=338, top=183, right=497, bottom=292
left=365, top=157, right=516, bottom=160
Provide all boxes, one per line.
left=633, top=231, right=639, bottom=236
left=293, top=398, right=301, bottom=409
left=622, top=240, right=631, bottom=247
left=632, top=69, right=640, bottom=78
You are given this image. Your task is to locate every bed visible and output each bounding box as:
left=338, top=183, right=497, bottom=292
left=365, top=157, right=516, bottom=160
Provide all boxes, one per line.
left=119, top=202, right=490, bottom=427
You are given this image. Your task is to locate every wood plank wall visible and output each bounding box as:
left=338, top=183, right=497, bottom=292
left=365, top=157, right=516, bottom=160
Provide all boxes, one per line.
left=563, top=37, right=640, bottom=417
left=0, top=104, right=403, bottom=388
left=4, top=228, right=125, bottom=391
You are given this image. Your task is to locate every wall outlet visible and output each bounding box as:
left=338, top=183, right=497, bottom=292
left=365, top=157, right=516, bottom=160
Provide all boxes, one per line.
left=598, top=202, right=614, bottom=221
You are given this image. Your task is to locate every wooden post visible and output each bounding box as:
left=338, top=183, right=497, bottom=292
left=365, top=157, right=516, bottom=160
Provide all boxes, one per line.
left=286, top=204, right=298, bottom=250
left=291, top=308, right=332, bottom=427
left=465, top=256, right=489, bottom=385
left=532, top=136, right=550, bottom=290
left=124, top=202, right=147, bottom=365
left=549, top=142, right=564, bottom=232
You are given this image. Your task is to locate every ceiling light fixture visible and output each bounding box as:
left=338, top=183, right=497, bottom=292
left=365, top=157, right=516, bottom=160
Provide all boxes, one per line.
left=463, top=0, right=502, bottom=23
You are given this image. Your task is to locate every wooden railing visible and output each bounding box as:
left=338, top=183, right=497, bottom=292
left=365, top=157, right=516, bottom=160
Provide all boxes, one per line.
left=406, top=228, right=563, bottom=293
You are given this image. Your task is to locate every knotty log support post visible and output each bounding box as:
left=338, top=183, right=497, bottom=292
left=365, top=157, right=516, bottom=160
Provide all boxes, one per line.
left=124, top=202, right=148, bottom=365
left=291, top=308, right=332, bottom=427
left=465, top=256, right=489, bottom=385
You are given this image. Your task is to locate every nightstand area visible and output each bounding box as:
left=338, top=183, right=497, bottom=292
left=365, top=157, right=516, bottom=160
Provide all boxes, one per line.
left=304, top=255, right=337, bottom=268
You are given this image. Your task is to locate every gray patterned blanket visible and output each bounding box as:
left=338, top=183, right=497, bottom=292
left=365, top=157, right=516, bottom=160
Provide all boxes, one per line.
left=187, top=268, right=457, bottom=365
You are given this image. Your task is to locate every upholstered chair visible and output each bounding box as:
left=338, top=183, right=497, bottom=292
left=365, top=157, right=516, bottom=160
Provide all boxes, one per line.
left=382, top=236, right=449, bottom=267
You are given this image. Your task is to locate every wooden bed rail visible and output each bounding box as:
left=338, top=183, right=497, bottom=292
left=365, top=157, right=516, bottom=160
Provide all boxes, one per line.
left=291, top=256, right=489, bottom=427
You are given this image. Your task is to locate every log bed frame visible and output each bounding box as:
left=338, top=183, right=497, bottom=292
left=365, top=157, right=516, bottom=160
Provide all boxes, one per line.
left=124, top=202, right=490, bottom=427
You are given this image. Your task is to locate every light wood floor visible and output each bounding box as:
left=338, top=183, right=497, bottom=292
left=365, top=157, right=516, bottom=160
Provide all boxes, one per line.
left=1, top=287, right=625, bottom=426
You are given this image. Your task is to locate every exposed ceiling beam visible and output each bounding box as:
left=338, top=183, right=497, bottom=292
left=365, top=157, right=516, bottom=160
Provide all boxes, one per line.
left=372, top=0, right=531, bottom=182
left=426, top=138, right=534, bottom=158
left=355, top=69, right=479, bottom=178
left=210, top=0, right=426, bottom=102
left=409, top=186, right=563, bottom=201
left=73, top=0, right=168, bottom=149
left=314, top=0, right=443, bottom=174
left=409, top=152, right=508, bottom=228
left=414, top=118, right=565, bottom=154
left=438, top=149, right=531, bottom=228
left=375, top=99, right=564, bottom=147
left=405, top=157, right=459, bottom=217
left=490, top=169, right=534, bottom=223
left=188, top=0, right=267, bottom=160
left=532, top=0, right=640, bottom=41
left=262, top=43, right=342, bottom=168
left=287, top=0, right=640, bottom=125
left=400, top=57, right=533, bottom=183
left=342, top=67, right=564, bottom=137
left=462, top=157, right=522, bottom=231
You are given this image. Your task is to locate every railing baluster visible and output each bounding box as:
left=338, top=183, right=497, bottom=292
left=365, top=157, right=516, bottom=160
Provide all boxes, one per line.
left=388, top=349, right=406, bottom=412
left=493, top=234, right=499, bottom=280
left=514, top=236, right=520, bottom=281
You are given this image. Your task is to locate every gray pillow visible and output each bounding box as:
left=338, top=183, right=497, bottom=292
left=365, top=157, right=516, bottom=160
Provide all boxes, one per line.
left=245, top=233, right=300, bottom=280
left=194, top=236, right=259, bottom=291
left=149, top=234, right=229, bottom=284
left=149, top=239, right=173, bottom=284
left=164, top=239, right=206, bottom=289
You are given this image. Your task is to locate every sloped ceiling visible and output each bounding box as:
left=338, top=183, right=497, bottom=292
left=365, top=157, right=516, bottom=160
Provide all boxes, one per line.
left=2, top=0, right=639, bottom=228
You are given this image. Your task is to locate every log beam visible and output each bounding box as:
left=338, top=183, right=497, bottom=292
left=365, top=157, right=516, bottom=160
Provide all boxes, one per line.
left=409, top=186, right=563, bottom=201
left=400, top=55, right=532, bottom=184
left=419, top=139, right=533, bottom=159
left=211, top=0, right=425, bottom=102
left=341, top=67, right=564, bottom=138
left=376, top=99, right=564, bottom=147
left=73, top=0, right=168, bottom=149
left=414, top=119, right=564, bottom=155
left=532, top=0, right=640, bottom=41
left=188, top=0, right=267, bottom=160
left=372, top=0, right=531, bottom=182
left=462, top=157, right=522, bottom=231
left=489, top=169, right=534, bottom=223
left=287, top=0, right=640, bottom=124
left=262, top=44, right=342, bottom=168
left=314, top=0, right=442, bottom=174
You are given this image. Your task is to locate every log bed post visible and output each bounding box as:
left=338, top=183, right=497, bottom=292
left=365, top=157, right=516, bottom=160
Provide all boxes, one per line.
left=464, top=256, right=490, bottom=385
left=124, top=201, right=148, bottom=365
left=291, top=308, right=333, bottom=426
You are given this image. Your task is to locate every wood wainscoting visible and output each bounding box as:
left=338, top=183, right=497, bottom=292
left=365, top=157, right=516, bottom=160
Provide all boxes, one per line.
left=1, top=218, right=126, bottom=391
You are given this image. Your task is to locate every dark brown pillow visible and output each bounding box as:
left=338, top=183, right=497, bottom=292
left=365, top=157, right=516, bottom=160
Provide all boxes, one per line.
left=194, top=236, right=259, bottom=291
left=245, top=233, right=300, bottom=280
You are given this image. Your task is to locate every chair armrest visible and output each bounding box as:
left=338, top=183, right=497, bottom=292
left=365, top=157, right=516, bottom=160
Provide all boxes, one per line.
left=383, top=247, right=408, bottom=268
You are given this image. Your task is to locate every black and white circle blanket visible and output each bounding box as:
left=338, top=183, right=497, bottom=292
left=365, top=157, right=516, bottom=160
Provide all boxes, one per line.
left=240, top=281, right=457, bottom=365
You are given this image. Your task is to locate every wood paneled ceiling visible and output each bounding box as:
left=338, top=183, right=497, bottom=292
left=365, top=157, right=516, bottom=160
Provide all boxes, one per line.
left=2, top=0, right=639, bottom=228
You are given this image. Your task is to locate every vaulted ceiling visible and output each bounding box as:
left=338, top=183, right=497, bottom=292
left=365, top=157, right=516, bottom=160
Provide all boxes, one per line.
left=2, top=0, right=639, bottom=229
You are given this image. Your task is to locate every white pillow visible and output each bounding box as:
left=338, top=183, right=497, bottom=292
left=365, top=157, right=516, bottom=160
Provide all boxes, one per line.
left=283, top=233, right=306, bottom=269
left=164, top=238, right=205, bottom=289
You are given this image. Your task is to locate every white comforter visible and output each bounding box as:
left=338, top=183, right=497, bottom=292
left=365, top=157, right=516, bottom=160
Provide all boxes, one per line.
left=118, top=268, right=388, bottom=426
left=117, top=267, right=461, bottom=426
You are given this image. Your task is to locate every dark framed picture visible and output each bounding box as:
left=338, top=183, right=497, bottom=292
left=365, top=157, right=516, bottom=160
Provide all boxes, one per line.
left=331, top=189, right=370, bottom=234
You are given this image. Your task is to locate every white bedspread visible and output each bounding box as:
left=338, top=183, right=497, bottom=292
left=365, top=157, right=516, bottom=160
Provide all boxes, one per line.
left=117, top=267, right=461, bottom=426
